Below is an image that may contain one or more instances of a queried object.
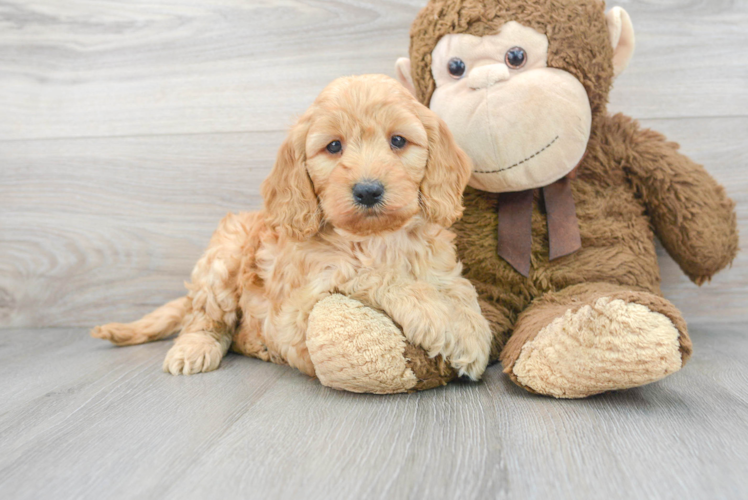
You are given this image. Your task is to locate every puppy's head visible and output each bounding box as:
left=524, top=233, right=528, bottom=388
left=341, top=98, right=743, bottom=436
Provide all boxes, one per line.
left=262, top=75, right=472, bottom=239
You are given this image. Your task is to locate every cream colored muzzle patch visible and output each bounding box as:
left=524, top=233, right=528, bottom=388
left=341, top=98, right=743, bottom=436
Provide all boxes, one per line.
left=431, top=68, right=592, bottom=193
left=512, top=297, right=683, bottom=399
left=428, top=25, right=592, bottom=193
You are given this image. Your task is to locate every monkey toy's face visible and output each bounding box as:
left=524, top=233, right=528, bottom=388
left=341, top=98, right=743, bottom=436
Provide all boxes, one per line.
left=428, top=21, right=591, bottom=193
left=397, top=4, right=635, bottom=194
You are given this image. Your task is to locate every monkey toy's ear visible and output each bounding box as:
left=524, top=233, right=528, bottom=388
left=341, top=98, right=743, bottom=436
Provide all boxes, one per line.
left=606, top=7, right=636, bottom=78
left=395, top=57, right=417, bottom=97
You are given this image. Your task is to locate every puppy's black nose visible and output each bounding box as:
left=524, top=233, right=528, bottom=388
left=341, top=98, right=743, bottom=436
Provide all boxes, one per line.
left=352, top=181, right=385, bottom=208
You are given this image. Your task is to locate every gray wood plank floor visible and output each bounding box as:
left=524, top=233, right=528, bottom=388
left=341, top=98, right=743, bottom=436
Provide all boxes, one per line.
left=1, top=324, right=747, bottom=500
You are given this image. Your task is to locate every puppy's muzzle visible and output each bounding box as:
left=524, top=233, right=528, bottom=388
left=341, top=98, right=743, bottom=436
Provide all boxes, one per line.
left=352, top=181, right=385, bottom=208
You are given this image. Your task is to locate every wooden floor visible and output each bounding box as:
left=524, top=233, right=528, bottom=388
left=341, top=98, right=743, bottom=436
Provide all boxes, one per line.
left=1, top=324, right=747, bottom=500
left=2, top=0, right=748, bottom=499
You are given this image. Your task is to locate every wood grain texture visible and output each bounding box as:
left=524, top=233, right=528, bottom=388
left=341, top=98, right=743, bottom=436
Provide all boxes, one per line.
left=1, top=0, right=745, bottom=142
left=1, top=324, right=747, bottom=500
left=0, top=132, right=274, bottom=327
left=1, top=0, right=747, bottom=329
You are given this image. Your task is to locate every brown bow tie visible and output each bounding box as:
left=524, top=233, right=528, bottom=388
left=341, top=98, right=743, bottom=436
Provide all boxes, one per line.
left=497, top=176, right=582, bottom=277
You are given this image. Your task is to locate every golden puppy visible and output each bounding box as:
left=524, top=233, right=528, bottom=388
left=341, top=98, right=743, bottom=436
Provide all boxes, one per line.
left=92, top=75, right=492, bottom=380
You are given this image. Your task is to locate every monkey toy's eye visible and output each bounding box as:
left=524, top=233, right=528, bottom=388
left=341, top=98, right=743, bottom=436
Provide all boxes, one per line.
left=326, top=140, right=342, bottom=154
left=447, top=58, right=466, bottom=79
left=505, top=47, right=527, bottom=69
left=391, top=135, right=407, bottom=149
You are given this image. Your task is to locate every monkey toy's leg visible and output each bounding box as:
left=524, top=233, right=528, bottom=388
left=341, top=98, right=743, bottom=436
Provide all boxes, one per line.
left=500, top=283, right=692, bottom=399
left=304, top=295, right=456, bottom=394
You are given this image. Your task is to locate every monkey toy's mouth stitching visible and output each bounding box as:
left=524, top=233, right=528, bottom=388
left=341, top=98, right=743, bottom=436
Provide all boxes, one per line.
left=474, top=135, right=560, bottom=174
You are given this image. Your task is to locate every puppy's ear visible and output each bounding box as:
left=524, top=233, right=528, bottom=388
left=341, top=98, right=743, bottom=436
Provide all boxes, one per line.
left=261, top=118, right=321, bottom=239
left=418, top=106, right=472, bottom=227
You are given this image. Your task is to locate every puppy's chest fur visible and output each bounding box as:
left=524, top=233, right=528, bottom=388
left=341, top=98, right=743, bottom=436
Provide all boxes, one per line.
left=230, top=216, right=458, bottom=375
left=252, top=219, right=456, bottom=304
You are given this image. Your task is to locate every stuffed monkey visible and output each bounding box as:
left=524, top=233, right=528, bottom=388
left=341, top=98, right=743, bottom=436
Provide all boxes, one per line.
left=295, top=0, right=738, bottom=397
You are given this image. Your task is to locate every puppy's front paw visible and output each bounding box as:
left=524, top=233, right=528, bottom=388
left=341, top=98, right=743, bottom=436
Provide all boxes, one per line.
left=400, top=309, right=451, bottom=360
left=446, top=312, right=492, bottom=381
left=163, top=334, right=225, bottom=375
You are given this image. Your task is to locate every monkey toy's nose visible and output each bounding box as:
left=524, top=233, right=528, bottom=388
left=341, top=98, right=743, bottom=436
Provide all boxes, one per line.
left=468, top=63, right=511, bottom=90
left=352, top=181, right=385, bottom=208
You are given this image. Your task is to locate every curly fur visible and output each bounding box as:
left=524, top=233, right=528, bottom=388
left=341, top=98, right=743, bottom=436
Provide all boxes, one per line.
left=92, top=75, right=492, bottom=381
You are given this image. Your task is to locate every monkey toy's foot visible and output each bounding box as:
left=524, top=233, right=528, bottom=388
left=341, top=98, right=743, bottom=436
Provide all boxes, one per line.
left=306, top=294, right=455, bottom=394
left=500, top=284, right=693, bottom=399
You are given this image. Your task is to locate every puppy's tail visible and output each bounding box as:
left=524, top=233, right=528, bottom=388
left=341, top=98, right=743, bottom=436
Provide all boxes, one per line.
left=91, top=296, right=190, bottom=346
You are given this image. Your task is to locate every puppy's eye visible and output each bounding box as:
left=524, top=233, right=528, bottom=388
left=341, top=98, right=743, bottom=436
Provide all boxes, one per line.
left=326, top=140, right=342, bottom=154
left=505, top=47, right=527, bottom=69
left=391, top=135, right=407, bottom=149
left=447, top=58, right=466, bottom=79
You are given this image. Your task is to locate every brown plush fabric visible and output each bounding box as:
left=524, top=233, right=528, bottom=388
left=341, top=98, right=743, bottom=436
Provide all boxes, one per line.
left=404, top=343, right=457, bottom=391
left=611, top=116, right=739, bottom=285
left=499, top=282, right=693, bottom=386
left=406, top=0, right=738, bottom=395
left=454, top=114, right=737, bottom=364
left=503, top=283, right=688, bottom=397
left=408, top=0, right=615, bottom=115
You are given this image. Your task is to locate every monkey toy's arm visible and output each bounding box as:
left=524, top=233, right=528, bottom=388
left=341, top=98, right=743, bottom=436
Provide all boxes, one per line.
left=614, top=114, right=738, bottom=284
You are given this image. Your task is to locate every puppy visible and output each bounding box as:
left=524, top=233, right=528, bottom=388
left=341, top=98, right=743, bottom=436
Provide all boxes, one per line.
left=92, top=75, right=492, bottom=380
